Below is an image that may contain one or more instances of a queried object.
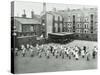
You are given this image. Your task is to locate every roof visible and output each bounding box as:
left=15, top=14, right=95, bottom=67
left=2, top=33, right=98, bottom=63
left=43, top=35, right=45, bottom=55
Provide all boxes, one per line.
left=46, top=11, right=62, bottom=17
left=48, top=32, right=74, bottom=36
left=15, top=17, right=41, bottom=25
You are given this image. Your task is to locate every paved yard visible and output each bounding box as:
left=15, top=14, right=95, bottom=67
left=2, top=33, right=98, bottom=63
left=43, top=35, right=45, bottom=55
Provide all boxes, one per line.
left=14, top=40, right=97, bottom=73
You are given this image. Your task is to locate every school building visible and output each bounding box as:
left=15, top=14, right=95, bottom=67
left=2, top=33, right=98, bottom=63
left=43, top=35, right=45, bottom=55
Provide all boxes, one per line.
left=41, top=4, right=97, bottom=41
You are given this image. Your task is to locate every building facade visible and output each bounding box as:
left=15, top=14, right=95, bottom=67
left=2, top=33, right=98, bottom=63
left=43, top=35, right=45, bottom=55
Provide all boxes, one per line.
left=13, top=10, right=42, bottom=37
left=11, top=10, right=42, bottom=47
left=45, top=8, right=97, bottom=41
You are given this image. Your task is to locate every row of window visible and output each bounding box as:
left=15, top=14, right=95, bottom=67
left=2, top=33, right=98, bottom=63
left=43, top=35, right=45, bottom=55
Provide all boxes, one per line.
left=54, top=15, right=63, bottom=21
left=67, top=29, right=72, bottom=32
left=75, top=29, right=95, bottom=34
left=17, top=32, right=36, bottom=37
left=53, top=16, right=95, bottom=22
left=54, top=22, right=95, bottom=30
left=76, top=23, right=89, bottom=28
left=53, top=25, right=95, bottom=34
left=63, top=29, right=93, bottom=34
left=64, top=23, right=89, bottom=29
left=76, top=29, right=89, bottom=33
left=53, top=14, right=96, bottom=23
left=22, top=25, right=35, bottom=32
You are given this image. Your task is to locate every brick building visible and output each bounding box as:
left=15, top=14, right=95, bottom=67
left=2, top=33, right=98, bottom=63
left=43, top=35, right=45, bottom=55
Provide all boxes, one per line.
left=11, top=10, right=42, bottom=46
left=13, top=10, right=42, bottom=37
left=44, top=6, right=97, bottom=41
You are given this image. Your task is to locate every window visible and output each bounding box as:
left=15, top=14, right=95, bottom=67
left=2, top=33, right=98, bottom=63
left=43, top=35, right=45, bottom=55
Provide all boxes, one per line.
left=79, top=30, right=81, bottom=33
left=77, top=29, right=79, bottom=33
left=78, top=24, right=80, bottom=28
left=55, top=23, right=58, bottom=32
left=80, top=24, right=81, bottom=28
left=85, top=24, right=86, bottom=28
left=87, top=30, right=88, bottom=33
left=73, top=15, right=75, bottom=21
left=85, top=30, right=86, bottom=33
left=80, top=30, right=81, bottom=33
left=76, top=35, right=79, bottom=37
left=22, top=25, right=34, bottom=32
left=87, top=24, right=88, bottom=28
left=68, top=16, right=71, bottom=22
left=69, top=23, right=71, bottom=27
left=91, top=31, right=93, bottom=33
left=86, top=35, right=89, bottom=39
left=55, top=16, right=58, bottom=21
left=84, top=24, right=88, bottom=28
left=69, top=30, right=72, bottom=32
left=85, top=18, right=88, bottom=22
left=30, top=26, right=34, bottom=32
left=69, top=30, right=70, bottom=32
left=53, top=27, right=56, bottom=33
left=78, top=30, right=80, bottom=33
left=58, top=27, right=60, bottom=32
left=70, top=24, right=71, bottom=26
left=53, top=24, right=55, bottom=33
left=84, top=30, right=88, bottom=33
left=91, top=14, right=93, bottom=19
left=78, top=18, right=81, bottom=22
left=59, top=16, right=62, bottom=21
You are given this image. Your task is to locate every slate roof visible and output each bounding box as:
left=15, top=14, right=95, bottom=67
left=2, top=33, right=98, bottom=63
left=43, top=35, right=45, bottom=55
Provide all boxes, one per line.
left=15, top=17, right=41, bottom=25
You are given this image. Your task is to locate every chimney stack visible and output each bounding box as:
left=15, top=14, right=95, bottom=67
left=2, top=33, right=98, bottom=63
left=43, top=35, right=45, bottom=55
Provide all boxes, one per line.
left=43, top=2, right=46, bottom=13
left=22, top=9, right=26, bottom=18
left=31, top=10, right=34, bottom=18
left=53, top=8, right=56, bottom=12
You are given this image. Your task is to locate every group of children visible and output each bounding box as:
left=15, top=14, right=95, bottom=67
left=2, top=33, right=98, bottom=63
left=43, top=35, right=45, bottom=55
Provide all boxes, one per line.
left=14, top=43, right=98, bottom=61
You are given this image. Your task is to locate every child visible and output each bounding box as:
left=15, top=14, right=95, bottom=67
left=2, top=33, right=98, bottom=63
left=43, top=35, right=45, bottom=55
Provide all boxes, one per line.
left=26, top=44, right=30, bottom=51
left=92, top=46, right=97, bottom=59
left=30, top=45, right=34, bottom=57
left=15, top=48, right=18, bottom=56
left=86, top=51, right=91, bottom=61
left=21, top=45, right=26, bottom=57
left=81, top=47, right=85, bottom=58
left=46, top=50, right=50, bottom=59
left=75, top=52, right=79, bottom=60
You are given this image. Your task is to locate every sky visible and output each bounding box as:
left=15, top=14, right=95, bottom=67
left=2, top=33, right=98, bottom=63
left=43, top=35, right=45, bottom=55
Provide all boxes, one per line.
left=13, top=1, right=97, bottom=18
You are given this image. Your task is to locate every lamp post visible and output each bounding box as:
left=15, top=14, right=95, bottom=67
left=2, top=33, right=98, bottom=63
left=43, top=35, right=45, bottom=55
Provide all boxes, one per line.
left=42, top=22, right=46, bottom=38
left=12, top=29, right=17, bottom=49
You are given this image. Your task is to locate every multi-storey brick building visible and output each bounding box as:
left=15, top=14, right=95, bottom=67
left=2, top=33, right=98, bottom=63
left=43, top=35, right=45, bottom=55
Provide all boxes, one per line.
left=44, top=7, right=97, bottom=41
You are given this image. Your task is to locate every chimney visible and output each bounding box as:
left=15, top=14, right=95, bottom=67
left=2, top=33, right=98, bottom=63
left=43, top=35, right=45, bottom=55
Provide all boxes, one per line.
left=43, top=2, right=46, bottom=13
left=53, top=8, right=56, bottom=12
left=22, top=9, right=26, bottom=18
left=31, top=11, right=34, bottom=18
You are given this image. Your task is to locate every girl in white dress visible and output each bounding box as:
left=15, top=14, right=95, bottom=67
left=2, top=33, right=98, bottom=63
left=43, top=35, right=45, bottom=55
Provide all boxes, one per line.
left=21, top=45, right=26, bottom=57
left=30, top=45, right=34, bottom=57
left=75, top=52, right=79, bottom=60
left=81, top=48, right=85, bottom=58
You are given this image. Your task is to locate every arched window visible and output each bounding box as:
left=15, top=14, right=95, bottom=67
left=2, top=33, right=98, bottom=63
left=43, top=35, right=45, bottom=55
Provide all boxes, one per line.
left=85, top=30, right=86, bottom=33
left=78, top=24, right=80, bottom=28
left=73, top=15, right=75, bottom=20
left=59, top=16, right=62, bottom=21
left=91, top=14, right=93, bottom=20
left=55, top=15, right=58, bottom=21
left=85, top=24, right=87, bottom=28
left=87, top=24, right=88, bottom=28
left=68, top=16, right=71, bottom=22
